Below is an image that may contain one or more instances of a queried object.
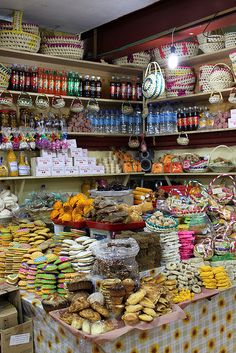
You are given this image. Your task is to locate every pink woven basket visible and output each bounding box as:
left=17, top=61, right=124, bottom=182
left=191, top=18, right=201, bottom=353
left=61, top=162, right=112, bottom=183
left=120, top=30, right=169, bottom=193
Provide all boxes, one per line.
left=154, top=41, right=199, bottom=65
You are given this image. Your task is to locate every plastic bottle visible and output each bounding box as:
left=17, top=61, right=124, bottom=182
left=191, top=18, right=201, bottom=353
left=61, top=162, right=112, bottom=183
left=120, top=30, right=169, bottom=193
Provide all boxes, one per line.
left=121, top=77, right=127, bottom=100
left=60, top=71, right=67, bottom=96
left=54, top=71, right=61, bottom=95
left=48, top=70, right=54, bottom=95
left=73, top=73, right=80, bottom=96
left=121, top=111, right=127, bottom=134
left=90, top=75, right=96, bottom=98
left=10, top=65, right=19, bottom=91
left=31, top=67, right=38, bottom=93
left=154, top=107, right=160, bottom=134
left=127, top=76, right=132, bottom=100
left=110, top=76, right=116, bottom=99
left=42, top=69, right=48, bottom=94
left=133, top=105, right=142, bottom=134
left=115, top=77, right=121, bottom=100
left=147, top=104, right=154, bottom=134
left=67, top=72, right=74, bottom=96
left=18, top=152, right=29, bottom=176
left=104, top=110, right=110, bottom=133
left=136, top=77, right=142, bottom=101
left=79, top=75, right=83, bottom=97
left=7, top=150, right=18, bottom=177
left=98, top=110, right=104, bottom=133
left=18, top=66, right=25, bottom=91
left=96, top=76, right=102, bottom=98
left=84, top=75, right=90, bottom=97
left=24, top=66, right=31, bottom=92
left=127, top=113, right=134, bottom=134
left=165, top=103, right=172, bottom=133
left=131, top=78, right=137, bottom=101
left=38, top=68, right=43, bottom=93
left=159, top=106, right=165, bottom=134
left=114, top=110, right=120, bottom=133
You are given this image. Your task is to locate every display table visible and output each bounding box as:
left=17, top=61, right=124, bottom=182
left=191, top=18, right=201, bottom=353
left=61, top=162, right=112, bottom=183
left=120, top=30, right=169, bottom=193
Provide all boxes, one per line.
left=21, top=287, right=236, bottom=353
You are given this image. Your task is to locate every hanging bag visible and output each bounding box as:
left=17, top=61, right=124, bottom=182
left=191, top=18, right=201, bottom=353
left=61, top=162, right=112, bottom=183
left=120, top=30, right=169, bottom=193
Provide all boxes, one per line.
left=52, top=95, right=65, bottom=109
left=17, top=92, right=33, bottom=108
left=35, top=94, right=49, bottom=110
left=70, top=98, right=84, bottom=113
left=177, top=133, right=189, bottom=146
left=0, top=90, right=13, bottom=107
left=87, top=98, right=100, bottom=113
left=142, top=61, right=165, bottom=99
left=209, top=91, right=223, bottom=104
left=128, top=135, right=140, bottom=148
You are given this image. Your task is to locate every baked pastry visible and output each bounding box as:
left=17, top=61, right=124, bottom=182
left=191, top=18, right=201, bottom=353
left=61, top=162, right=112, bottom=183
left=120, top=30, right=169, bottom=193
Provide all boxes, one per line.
left=71, top=316, right=84, bottom=330
left=91, top=322, right=104, bottom=335
left=109, top=284, right=126, bottom=297
left=82, top=320, right=91, bottom=334
left=90, top=302, right=110, bottom=318
left=79, top=309, right=101, bottom=322
left=68, top=298, right=90, bottom=313
left=139, top=298, right=155, bottom=309
left=142, top=308, right=157, bottom=317
left=67, top=279, right=93, bottom=292
left=126, top=289, right=146, bottom=305
left=87, top=292, right=104, bottom=306
left=139, top=314, right=153, bottom=322
left=125, top=304, right=143, bottom=313
left=42, top=294, right=69, bottom=312
left=122, top=312, right=139, bottom=325
left=60, top=311, right=76, bottom=325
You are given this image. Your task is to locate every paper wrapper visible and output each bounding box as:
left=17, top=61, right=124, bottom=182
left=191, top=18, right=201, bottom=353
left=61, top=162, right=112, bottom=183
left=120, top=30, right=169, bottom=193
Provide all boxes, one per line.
left=178, top=288, right=219, bottom=308
left=49, top=304, right=186, bottom=344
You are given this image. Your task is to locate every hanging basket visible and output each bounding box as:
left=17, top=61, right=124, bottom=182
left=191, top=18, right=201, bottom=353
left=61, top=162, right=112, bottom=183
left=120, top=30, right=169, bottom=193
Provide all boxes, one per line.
left=0, top=10, right=40, bottom=53
left=35, top=94, right=49, bottom=110
left=17, top=92, right=33, bottom=108
left=0, top=90, right=13, bottom=107
left=225, top=32, right=236, bottom=48
left=228, top=88, right=236, bottom=104
left=87, top=98, right=100, bottom=113
left=142, top=61, right=165, bottom=99
left=70, top=98, right=84, bottom=113
left=208, top=145, right=235, bottom=173
left=154, top=41, right=199, bottom=65
left=209, top=63, right=234, bottom=91
left=209, top=91, right=223, bottom=104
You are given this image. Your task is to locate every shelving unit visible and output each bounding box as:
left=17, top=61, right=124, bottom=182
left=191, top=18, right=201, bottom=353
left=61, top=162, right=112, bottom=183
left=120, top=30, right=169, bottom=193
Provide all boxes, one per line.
left=146, top=127, right=236, bottom=137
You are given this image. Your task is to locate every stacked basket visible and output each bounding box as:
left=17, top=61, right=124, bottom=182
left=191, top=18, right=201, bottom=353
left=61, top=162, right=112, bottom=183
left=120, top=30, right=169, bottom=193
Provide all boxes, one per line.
left=229, top=52, right=236, bottom=78
left=197, top=32, right=224, bottom=54
left=40, top=34, right=84, bottom=60
left=113, top=52, right=150, bottom=68
left=0, top=10, right=40, bottom=53
left=199, top=65, right=214, bottom=92
left=225, top=32, right=236, bottom=49
left=0, top=64, right=11, bottom=90
left=165, top=66, right=196, bottom=97
left=154, top=41, right=199, bottom=66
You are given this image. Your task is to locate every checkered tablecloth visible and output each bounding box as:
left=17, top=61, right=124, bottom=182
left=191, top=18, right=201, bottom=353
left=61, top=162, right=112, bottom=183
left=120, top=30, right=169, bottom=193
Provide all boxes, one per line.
left=21, top=287, right=236, bottom=353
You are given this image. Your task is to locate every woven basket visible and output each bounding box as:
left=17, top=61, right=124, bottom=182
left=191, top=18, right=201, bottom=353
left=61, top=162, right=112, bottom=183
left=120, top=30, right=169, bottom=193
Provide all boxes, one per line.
left=165, top=66, right=194, bottom=76
left=229, top=52, right=236, bottom=63
left=166, top=89, right=194, bottom=97
left=199, top=42, right=224, bottom=54
left=199, top=65, right=214, bottom=79
left=0, top=11, right=40, bottom=53
left=197, top=32, right=224, bottom=44
left=208, top=145, right=235, bottom=173
left=208, top=174, right=236, bottom=205
left=0, top=21, right=39, bottom=35
left=154, top=41, right=199, bottom=65
left=0, top=64, right=11, bottom=81
left=209, top=63, right=234, bottom=90
left=42, top=34, right=82, bottom=45
left=41, top=43, right=84, bottom=60
left=114, top=52, right=150, bottom=68
left=199, top=80, right=211, bottom=93
left=225, top=32, right=236, bottom=48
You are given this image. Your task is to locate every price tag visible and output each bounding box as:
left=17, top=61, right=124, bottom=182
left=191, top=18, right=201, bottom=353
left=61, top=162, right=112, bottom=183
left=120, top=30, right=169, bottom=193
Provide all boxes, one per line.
left=9, top=333, right=30, bottom=346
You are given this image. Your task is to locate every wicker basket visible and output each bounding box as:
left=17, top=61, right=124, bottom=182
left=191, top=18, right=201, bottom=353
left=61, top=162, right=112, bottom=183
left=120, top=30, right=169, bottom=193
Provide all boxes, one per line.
left=113, top=52, right=150, bottom=68
left=209, top=63, right=234, bottom=91
left=154, top=41, right=199, bottom=66
left=41, top=43, right=84, bottom=60
left=208, top=174, right=236, bottom=205
left=0, top=21, right=39, bottom=35
left=199, top=80, right=212, bottom=93
left=0, top=11, right=40, bottom=53
left=197, top=32, right=224, bottom=44
left=199, top=42, right=224, bottom=54
left=199, top=65, right=214, bottom=79
left=208, top=145, right=235, bottom=172
left=166, top=89, right=194, bottom=97
left=42, top=34, right=82, bottom=45
left=225, top=32, right=236, bottom=48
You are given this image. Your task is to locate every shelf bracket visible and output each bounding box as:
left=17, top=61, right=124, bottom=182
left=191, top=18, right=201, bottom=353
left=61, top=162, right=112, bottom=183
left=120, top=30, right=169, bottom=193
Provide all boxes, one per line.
left=123, top=175, right=130, bottom=186
left=164, top=176, right=172, bottom=186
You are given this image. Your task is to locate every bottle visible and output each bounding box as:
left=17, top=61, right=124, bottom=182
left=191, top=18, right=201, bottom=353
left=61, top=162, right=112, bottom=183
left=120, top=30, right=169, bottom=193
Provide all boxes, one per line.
left=115, top=77, right=121, bottom=100
left=18, top=152, right=29, bottom=176
left=38, top=68, right=44, bottom=93
left=31, top=67, right=38, bottom=93
left=133, top=105, right=142, bottom=135
left=104, top=110, right=110, bottom=133
left=154, top=107, right=160, bottom=134
left=79, top=75, right=83, bottom=97
left=126, top=76, right=132, bottom=100
left=121, top=77, right=127, bottom=100
left=110, top=76, right=116, bottom=99
left=193, top=105, right=199, bottom=131
left=67, top=72, right=74, bottom=96
left=165, top=103, right=172, bottom=133
left=98, top=110, right=104, bottom=133
left=7, top=150, right=18, bottom=177
left=114, top=110, right=120, bottom=134
left=131, top=79, right=137, bottom=101
left=24, top=66, right=31, bottom=92
left=60, top=71, right=67, bottom=96
left=84, top=75, right=90, bottom=97
left=10, top=65, right=19, bottom=91
left=136, top=77, right=142, bottom=101
left=121, top=111, right=127, bottom=134
left=90, top=75, right=96, bottom=98
left=48, top=70, right=55, bottom=95
left=147, top=104, right=154, bottom=134
left=42, top=69, right=48, bottom=94
left=159, top=106, right=165, bottom=134
left=109, top=109, right=115, bottom=133
left=127, top=113, right=134, bottom=134
left=73, top=73, right=80, bottom=96
left=18, top=66, right=25, bottom=91
left=54, top=71, right=61, bottom=95
left=96, top=76, right=102, bottom=98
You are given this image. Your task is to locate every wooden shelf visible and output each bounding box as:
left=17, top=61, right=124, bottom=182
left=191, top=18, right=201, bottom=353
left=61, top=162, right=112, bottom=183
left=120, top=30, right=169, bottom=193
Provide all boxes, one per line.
left=9, top=90, right=142, bottom=105
left=0, top=48, right=142, bottom=75
left=0, top=172, right=144, bottom=181
left=144, top=172, right=236, bottom=176
left=149, top=87, right=233, bottom=104
left=146, top=127, right=236, bottom=137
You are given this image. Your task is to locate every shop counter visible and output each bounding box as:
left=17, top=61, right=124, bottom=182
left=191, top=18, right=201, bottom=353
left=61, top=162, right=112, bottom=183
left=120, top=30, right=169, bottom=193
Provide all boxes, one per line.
left=21, top=287, right=236, bottom=353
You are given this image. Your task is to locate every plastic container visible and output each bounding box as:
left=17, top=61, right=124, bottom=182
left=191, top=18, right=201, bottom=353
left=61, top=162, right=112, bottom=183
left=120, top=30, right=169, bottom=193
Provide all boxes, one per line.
left=90, top=238, right=140, bottom=281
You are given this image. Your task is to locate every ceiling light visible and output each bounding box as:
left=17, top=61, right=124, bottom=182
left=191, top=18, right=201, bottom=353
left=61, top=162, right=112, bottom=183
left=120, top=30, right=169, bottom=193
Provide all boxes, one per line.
left=168, top=28, right=178, bottom=70
left=189, top=32, right=194, bottom=35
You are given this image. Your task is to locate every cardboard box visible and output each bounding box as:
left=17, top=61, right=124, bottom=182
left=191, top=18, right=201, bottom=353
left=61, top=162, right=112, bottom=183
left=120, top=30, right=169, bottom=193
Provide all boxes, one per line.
left=82, top=149, right=88, bottom=157
left=87, top=157, right=96, bottom=166
left=94, top=165, right=105, bottom=174
left=65, top=167, right=78, bottom=176
left=52, top=158, right=65, bottom=168
left=40, top=150, right=57, bottom=158
left=67, top=139, right=77, bottom=149
left=78, top=166, right=91, bottom=175
left=0, top=301, right=18, bottom=330
left=0, top=317, right=33, bottom=353
left=51, top=167, right=65, bottom=177
left=64, top=157, right=74, bottom=168
left=34, top=167, right=52, bottom=177
left=0, top=283, right=23, bottom=324
left=68, top=148, right=83, bottom=158
left=228, top=118, right=236, bottom=128
left=74, top=157, right=88, bottom=167
left=57, top=150, right=68, bottom=158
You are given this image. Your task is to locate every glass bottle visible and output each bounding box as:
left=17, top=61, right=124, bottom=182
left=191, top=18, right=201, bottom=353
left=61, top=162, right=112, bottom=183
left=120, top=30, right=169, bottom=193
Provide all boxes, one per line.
left=90, top=75, right=96, bottom=98
left=7, top=150, right=18, bottom=177
left=96, top=76, right=102, bottom=98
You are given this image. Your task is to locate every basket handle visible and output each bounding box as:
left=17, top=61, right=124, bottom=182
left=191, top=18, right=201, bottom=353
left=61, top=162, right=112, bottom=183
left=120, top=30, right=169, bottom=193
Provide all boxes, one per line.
left=12, top=10, right=23, bottom=32
left=144, top=61, right=163, bottom=78
left=185, top=180, right=208, bottom=197
left=209, top=91, right=223, bottom=99
left=35, top=94, right=49, bottom=104
left=210, top=62, right=233, bottom=74
left=0, top=90, right=13, bottom=99
left=208, top=145, right=233, bottom=164
left=18, top=91, right=32, bottom=102
left=208, top=173, right=236, bottom=203
left=70, top=97, right=83, bottom=107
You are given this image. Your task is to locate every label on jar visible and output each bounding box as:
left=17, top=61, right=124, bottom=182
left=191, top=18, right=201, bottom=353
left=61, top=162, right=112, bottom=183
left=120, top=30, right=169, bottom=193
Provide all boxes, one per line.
left=19, top=165, right=30, bottom=176
left=9, top=162, right=18, bottom=172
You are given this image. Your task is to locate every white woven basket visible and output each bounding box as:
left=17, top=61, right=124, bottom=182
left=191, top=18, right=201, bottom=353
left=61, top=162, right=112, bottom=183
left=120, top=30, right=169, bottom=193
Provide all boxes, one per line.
left=165, top=66, right=194, bottom=76
left=42, top=34, right=82, bottom=45
left=41, top=43, right=84, bottom=60
left=225, top=32, right=236, bottom=48
left=166, top=90, right=194, bottom=97
left=199, top=42, right=224, bottom=54
left=0, top=21, right=39, bottom=35
left=199, top=65, right=214, bottom=80
left=0, top=11, right=40, bottom=53
left=199, top=80, right=212, bottom=92
left=154, top=41, right=198, bottom=65
left=209, top=63, right=234, bottom=90
left=197, top=33, right=224, bottom=44
left=229, top=52, right=236, bottom=63
left=114, top=52, right=150, bottom=68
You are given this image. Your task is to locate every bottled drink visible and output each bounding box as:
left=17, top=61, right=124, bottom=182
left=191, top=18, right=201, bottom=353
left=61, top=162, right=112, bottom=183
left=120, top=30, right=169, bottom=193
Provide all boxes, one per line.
left=55, top=71, right=62, bottom=95
left=127, top=76, right=132, bottom=100
left=159, top=106, right=165, bottom=134
left=18, top=152, right=29, bottom=176
left=104, top=110, right=110, bottom=133
left=115, top=77, right=121, bottom=100
left=133, top=105, right=142, bottom=134
left=93, top=112, right=98, bottom=133
left=121, top=112, right=127, bottom=134
left=121, top=77, right=127, bottom=100
left=38, top=68, right=43, bottom=93
left=48, top=70, right=54, bottom=95
left=24, top=67, right=31, bottom=92
left=10, top=65, right=18, bottom=91
left=79, top=75, right=83, bottom=97
left=98, top=110, right=104, bottom=133
left=42, top=69, right=48, bottom=94
left=127, top=113, right=134, bottom=134
left=96, top=76, right=102, bottom=98
left=73, top=73, right=80, bottom=96
left=131, top=79, right=137, bottom=101
left=165, top=103, right=173, bottom=133
left=192, top=105, right=199, bottom=130
left=110, top=109, right=115, bottom=133
left=67, top=72, right=74, bottom=96
left=84, top=75, right=90, bottom=97
left=61, top=71, right=67, bottom=96
left=110, top=76, right=116, bottom=99
left=7, top=150, right=18, bottom=177
left=90, top=75, right=96, bottom=98
left=147, top=104, right=154, bottom=134
left=31, top=67, right=38, bottom=93
left=18, top=66, right=25, bottom=91
left=114, top=110, right=120, bottom=133
left=154, top=108, right=160, bottom=134
left=136, top=77, right=142, bottom=101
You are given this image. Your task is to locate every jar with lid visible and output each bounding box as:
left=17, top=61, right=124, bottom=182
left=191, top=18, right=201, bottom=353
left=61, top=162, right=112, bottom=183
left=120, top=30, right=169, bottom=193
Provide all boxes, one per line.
left=0, top=109, right=9, bottom=128
left=9, top=110, right=17, bottom=129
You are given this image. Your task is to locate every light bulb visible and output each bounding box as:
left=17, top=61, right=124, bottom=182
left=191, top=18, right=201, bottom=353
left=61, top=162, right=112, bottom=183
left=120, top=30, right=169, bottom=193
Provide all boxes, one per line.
left=168, top=46, right=179, bottom=69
